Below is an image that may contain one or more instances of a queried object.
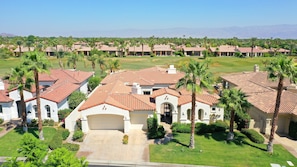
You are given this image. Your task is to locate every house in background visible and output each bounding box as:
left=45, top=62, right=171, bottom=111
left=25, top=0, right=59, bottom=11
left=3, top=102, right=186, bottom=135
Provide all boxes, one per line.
left=98, top=45, right=123, bottom=56
left=65, top=65, right=224, bottom=133
left=210, top=45, right=236, bottom=56
left=235, top=46, right=264, bottom=57
left=153, top=44, right=173, bottom=56
left=128, top=44, right=151, bottom=56
left=13, top=46, right=35, bottom=56
left=220, top=65, right=297, bottom=135
left=0, top=69, right=93, bottom=122
left=182, top=46, right=206, bottom=57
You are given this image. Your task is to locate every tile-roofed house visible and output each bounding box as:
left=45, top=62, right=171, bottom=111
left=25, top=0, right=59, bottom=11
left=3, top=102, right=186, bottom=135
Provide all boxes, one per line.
left=128, top=44, right=151, bottom=56
left=44, top=45, right=70, bottom=56
left=182, top=46, right=206, bottom=57
left=236, top=46, right=264, bottom=57
left=13, top=46, right=35, bottom=56
left=0, top=80, right=16, bottom=121
left=65, top=66, right=224, bottom=133
left=210, top=45, right=236, bottom=56
left=153, top=44, right=173, bottom=56
left=220, top=65, right=297, bottom=135
left=98, top=45, right=123, bottom=56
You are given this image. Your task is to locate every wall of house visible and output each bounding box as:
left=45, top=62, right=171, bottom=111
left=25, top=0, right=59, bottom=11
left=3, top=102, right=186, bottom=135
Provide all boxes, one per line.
left=26, top=98, right=59, bottom=122
left=80, top=104, right=130, bottom=133
left=80, top=80, right=89, bottom=94
left=9, top=90, right=33, bottom=101
left=0, top=102, right=14, bottom=121
left=179, top=101, right=211, bottom=124
left=210, top=105, right=224, bottom=122
left=155, top=94, right=178, bottom=123
left=248, top=106, right=269, bottom=133
left=129, top=110, right=154, bottom=129
left=57, top=98, right=69, bottom=111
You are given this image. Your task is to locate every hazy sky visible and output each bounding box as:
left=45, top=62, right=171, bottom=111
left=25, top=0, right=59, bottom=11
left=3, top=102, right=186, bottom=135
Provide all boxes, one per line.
left=1, top=0, right=296, bottom=37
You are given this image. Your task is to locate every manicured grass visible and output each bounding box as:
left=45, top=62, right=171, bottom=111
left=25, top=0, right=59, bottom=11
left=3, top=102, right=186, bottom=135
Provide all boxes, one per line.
left=150, top=132, right=297, bottom=167
left=0, top=127, right=57, bottom=156
left=0, top=127, right=3, bottom=132
left=0, top=56, right=276, bottom=77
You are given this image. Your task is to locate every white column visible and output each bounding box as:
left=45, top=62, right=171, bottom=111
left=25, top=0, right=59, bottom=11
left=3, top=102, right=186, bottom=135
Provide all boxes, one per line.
left=81, top=116, right=89, bottom=133
left=124, top=116, right=130, bottom=134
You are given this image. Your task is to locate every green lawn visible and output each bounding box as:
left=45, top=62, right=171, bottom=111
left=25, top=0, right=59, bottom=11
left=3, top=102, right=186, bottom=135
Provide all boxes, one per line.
left=150, top=132, right=297, bottom=167
left=0, top=127, right=57, bottom=156
left=0, top=56, right=279, bottom=77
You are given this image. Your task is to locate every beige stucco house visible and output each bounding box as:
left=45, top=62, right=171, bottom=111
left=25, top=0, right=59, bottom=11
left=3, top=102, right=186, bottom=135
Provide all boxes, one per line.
left=221, top=65, right=297, bottom=135
left=65, top=65, right=224, bottom=133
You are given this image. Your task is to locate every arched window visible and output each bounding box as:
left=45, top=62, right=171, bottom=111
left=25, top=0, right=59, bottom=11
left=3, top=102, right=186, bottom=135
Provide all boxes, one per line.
left=45, top=105, right=51, bottom=118
left=33, top=105, right=38, bottom=117
left=187, top=109, right=191, bottom=120
left=198, top=109, right=204, bottom=120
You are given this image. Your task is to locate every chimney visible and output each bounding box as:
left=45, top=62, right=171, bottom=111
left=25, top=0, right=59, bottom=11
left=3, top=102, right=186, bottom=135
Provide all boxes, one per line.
left=167, top=65, right=176, bottom=74
left=131, top=83, right=141, bottom=94
left=254, top=64, right=259, bottom=72
left=0, top=79, right=4, bottom=90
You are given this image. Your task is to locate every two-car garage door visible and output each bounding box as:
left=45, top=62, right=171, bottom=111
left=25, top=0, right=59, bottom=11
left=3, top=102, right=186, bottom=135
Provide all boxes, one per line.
left=88, top=114, right=124, bottom=130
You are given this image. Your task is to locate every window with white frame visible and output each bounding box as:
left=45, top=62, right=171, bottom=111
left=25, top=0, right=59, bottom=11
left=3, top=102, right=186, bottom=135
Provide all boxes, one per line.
left=45, top=105, right=51, bottom=118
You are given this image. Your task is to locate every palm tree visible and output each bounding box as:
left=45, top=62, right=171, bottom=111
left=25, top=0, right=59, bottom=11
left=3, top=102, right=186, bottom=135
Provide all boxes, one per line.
left=67, top=53, right=83, bottom=70
left=176, top=59, right=213, bottom=149
left=250, top=37, right=257, bottom=57
left=97, top=57, right=106, bottom=75
left=9, top=66, right=34, bottom=132
left=56, top=50, right=65, bottom=69
left=87, top=54, right=98, bottom=71
left=22, top=51, right=50, bottom=140
left=107, top=59, right=120, bottom=73
left=218, top=88, right=250, bottom=140
left=266, top=55, right=297, bottom=153
left=16, top=40, right=23, bottom=56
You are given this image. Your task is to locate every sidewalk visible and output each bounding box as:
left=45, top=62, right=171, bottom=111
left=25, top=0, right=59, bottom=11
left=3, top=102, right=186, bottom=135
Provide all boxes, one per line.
left=273, top=134, right=297, bottom=158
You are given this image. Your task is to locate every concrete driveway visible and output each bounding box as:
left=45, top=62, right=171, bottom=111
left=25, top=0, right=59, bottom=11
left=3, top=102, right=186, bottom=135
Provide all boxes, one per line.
left=76, top=130, right=149, bottom=162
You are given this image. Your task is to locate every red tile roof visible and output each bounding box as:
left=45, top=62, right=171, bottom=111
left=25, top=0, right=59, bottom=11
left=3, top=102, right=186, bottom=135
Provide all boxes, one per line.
left=39, top=69, right=93, bottom=84
left=151, top=87, right=180, bottom=98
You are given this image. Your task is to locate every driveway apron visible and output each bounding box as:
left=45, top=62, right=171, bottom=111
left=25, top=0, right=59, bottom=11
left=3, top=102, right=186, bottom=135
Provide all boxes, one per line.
left=77, top=130, right=149, bottom=162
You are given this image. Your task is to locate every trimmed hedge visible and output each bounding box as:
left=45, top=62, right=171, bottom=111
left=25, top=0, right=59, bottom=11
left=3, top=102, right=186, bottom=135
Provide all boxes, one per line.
left=147, top=114, right=165, bottom=139
left=57, top=127, right=70, bottom=140
left=171, top=121, right=228, bottom=134
left=58, top=109, right=72, bottom=122
left=43, top=119, right=54, bottom=126
left=72, top=130, right=84, bottom=141
left=241, top=129, right=264, bottom=144
left=62, top=143, right=80, bottom=151
left=289, top=121, right=297, bottom=139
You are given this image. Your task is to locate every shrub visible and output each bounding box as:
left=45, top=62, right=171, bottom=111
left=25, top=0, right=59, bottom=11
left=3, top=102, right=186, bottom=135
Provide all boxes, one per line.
left=57, top=127, right=70, bottom=140
left=76, top=119, right=82, bottom=131
left=122, top=135, right=128, bottom=144
left=88, top=76, right=101, bottom=92
left=212, top=120, right=228, bottom=132
left=235, top=112, right=250, bottom=131
left=147, top=113, right=165, bottom=139
left=62, top=143, right=80, bottom=151
left=0, top=118, right=4, bottom=125
left=171, top=123, right=191, bottom=133
left=72, top=130, right=84, bottom=141
left=42, top=119, right=54, bottom=126
left=49, top=133, right=63, bottom=150
left=58, top=109, right=72, bottom=122
left=68, top=91, right=86, bottom=110
left=241, top=129, right=264, bottom=144
left=289, top=121, right=297, bottom=139
left=28, top=119, right=38, bottom=127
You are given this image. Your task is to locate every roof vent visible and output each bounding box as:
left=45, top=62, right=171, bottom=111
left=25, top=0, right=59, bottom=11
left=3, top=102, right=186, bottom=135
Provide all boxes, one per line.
left=167, top=65, right=176, bottom=74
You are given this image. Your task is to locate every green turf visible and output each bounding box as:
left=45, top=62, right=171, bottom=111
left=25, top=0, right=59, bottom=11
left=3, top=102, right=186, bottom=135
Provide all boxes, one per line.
left=0, top=56, right=278, bottom=77
left=150, top=132, right=297, bottom=167
left=0, top=127, right=57, bottom=156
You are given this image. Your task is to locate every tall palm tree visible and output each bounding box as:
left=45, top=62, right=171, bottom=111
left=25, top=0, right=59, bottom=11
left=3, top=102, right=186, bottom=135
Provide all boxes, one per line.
left=22, top=51, right=50, bottom=140
left=56, top=50, right=65, bottom=69
left=250, top=37, right=257, bottom=57
left=16, top=40, right=23, bottom=56
left=107, top=59, right=120, bottom=73
left=97, top=57, right=106, bottom=75
left=176, top=59, right=213, bottom=149
left=266, top=55, right=297, bottom=153
left=218, top=88, right=250, bottom=140
left=9, top=66, right=34, bottom=132
left=67, top=53, right=83, bottom=70
left=87, top=54, right=98, bottom=71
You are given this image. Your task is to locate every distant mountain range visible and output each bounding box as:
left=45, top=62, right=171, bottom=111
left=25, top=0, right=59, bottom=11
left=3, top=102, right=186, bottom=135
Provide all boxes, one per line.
left=1, top=24, right=297, bottom=39
left=0, top=33, right=15, bottom=37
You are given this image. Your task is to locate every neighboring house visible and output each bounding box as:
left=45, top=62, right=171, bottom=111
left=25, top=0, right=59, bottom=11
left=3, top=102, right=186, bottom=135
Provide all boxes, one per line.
left=72, top=42, right=91, bottom=56
left=128, top=44, right=151, bottom=56
left=13, top=46, right=35, bottom=56
left=98, top=45, right=123, bottom=56
left=210, top=45, right=236, bottom=56
left=220, top=65, right=297, bottom=135
left=182, top=46, right=206, bottom=57
left=235, top=46, right=263, bottom=57
left=65, top=65, right=224, bottom=133
left=44, top=45, right=70, bottom=56
left=0, top=69, right=93, bottom=122
left=153, top=44, right=173, bottom=56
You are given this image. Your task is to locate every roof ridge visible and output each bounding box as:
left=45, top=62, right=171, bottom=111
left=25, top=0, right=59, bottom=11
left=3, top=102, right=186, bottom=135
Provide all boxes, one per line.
left=61, top=69, right=80, bottom=83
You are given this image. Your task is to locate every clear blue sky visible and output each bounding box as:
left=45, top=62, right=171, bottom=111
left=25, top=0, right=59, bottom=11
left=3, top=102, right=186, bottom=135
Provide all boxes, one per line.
left=1, top=0, right=296, bottom=37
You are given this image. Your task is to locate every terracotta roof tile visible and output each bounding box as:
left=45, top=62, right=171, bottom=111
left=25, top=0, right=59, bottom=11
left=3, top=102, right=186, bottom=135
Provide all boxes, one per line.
left=151, top=87, right=180, bottom=98
left=0, top=90, right=13, bottom=102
